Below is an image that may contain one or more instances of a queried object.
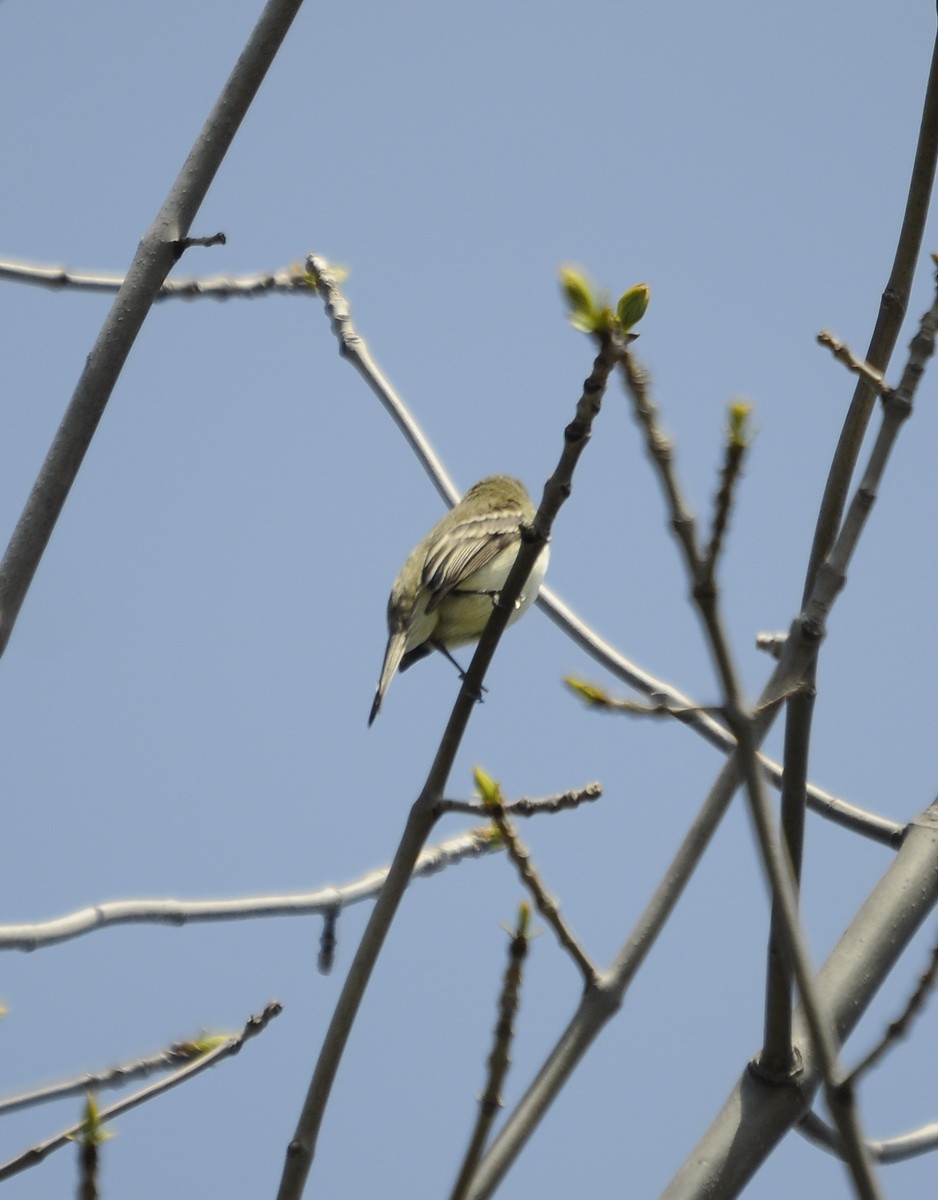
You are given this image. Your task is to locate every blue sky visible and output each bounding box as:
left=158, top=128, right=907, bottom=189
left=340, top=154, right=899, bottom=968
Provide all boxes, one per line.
left=2, top=2, right=938, bottom=1198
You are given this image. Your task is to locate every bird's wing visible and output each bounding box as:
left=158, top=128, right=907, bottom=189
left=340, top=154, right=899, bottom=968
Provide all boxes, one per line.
left=421, top=509, right=522, bottom=614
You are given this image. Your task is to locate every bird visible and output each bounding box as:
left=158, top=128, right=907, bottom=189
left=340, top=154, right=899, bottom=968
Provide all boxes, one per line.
left=368, top=475, right=549, bottom=725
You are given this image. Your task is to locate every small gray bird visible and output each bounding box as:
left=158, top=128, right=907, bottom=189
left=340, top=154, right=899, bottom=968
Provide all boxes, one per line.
left=368, top=476, right=549, bottom=724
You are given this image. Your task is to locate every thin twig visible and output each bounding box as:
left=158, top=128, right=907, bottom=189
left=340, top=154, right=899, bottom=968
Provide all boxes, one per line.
left=307, top=254, right=460, bottom=507
left=807, top=287, right=938, bottom=627
left=487, top=805, right=597, bottom=985
left=0, top=828, right=498, bottom=952
left=763, top=301, right=937, bottom=1067
left=700, top=405, right=750, bottom=584
left=0, top=1038, right=224, bottom=1115
left=798, top=1109, right=938, bottom=1165
left=172, top=232, right=227, bottom=252
left=845, top=934, right=938, bottom=1086
left=0, top=1003, right=282, bottom=1183
left=0, top=257, right=314, bottom=300
left=74, top=1097, right=109, bottom=1200
left=543, top=588, right=901, bottom=845
left=755, top=631, right=788, bottom=659
left=618, top=355, right=700, bottom=564
left=449, top=906, right=531, bottom=1200
left=803, top=21, right=938, bottom=599
left=317, top=908, right=339, bottom=976
left=440, top=783, right=603, bottom=818
left=565, top=677, right=726, bottom=719
left=77, top=1135, right=99, bottom=1200
left=817, top=331, right=889, bottom=392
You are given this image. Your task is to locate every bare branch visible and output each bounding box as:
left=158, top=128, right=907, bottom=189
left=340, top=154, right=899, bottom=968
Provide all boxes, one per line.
left=440, top=783, right=603, bottom=818
left=0, top=0, right=307, bottom=660
left=807, top=286, right=938, bottom=632
left=0, top=828, right=497, bottom=952
left=306, top=254, right=901, bottom=848
left=701, top=403, right=752, bottom=585
left=0, top=257, right=314, bottom=300
left=450, top=906, right=531, bottom=1200
left=275, top=315, right=626, bottom=1200
left=0, top=1003, right=282, bottom=1183
left=618, top=354, right=701, bottom=565
left=545, top=590, right=901, bottom=846
left=486, top=803, right=597, bottom=985
left=756, top=631, right=788, bottom=659
left=845, top=933, right=938, bottom=1087
left=472, top=802, right=938, bottom=1200
left=803, top=19, right=938, bottom=598
left=618, top=347, right=883, bottom=1196
left=799, top=1110, right=938, bottom=1165
left=817, top=330, right=889, bottom=392
left=317, top=908, right=339, bottom=976
left=766, top=26, right=938, bottom=1074
left=172, top=231, right=227, bottom=252
left=0, top=1036, right=224, bottom=1116
left=467, top=283, right=938, bottom=1195
left=307, top=254, right=460, bottom=507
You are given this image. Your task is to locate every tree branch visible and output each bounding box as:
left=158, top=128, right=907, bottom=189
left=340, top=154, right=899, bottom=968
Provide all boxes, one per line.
left=0, top=257, right=314, bottom=299
left=307, top=252, right=902, bottom=848
left=0, top=0, right=307, bottom=659
left=0, top=1002, right=282, bottom=1183
left=274, top=324, right=627, bottom=1200
left=0, top=828, right=497, bottom=951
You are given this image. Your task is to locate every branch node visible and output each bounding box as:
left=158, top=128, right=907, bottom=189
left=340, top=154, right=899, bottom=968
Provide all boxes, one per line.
left=748, top=1046, right=804, bottom=1085
left=172, top=231, right=227, bottom=258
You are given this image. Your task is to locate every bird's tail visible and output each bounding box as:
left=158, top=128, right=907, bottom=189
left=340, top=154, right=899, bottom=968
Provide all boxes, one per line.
left=368, top=631, right=408, bottom=726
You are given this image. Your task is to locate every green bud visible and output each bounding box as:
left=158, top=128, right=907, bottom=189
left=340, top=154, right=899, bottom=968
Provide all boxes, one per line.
left=727, top=400, right=754, bottom=448
left=70, top=1095, right=114, bottom=1146
left=563, top=676, right=610, bottom=706
left=190, top=1034, right=231, bottom=1055
left=559, top=265, right=599, bottom=332
left=473, top=765, right=504, bottom=809
left=616, top=283, right=650, bottom=332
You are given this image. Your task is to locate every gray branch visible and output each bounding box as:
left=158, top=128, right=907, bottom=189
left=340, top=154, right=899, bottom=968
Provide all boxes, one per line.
left=0, top=0, right=306, bottom=659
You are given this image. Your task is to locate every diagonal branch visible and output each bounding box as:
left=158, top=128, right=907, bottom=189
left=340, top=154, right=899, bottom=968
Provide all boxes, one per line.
left=764, top=13, right=938, bottom=1074
left=308, top=252, right=901, bottom=847
left=0, top=0, right=307, bottom=660
left=0, top=1035, right=230, bottom=1115
left=0, top=1002, right=282, bottom=1183
left=487, top=803, right=598, bottom=985
left=618, top=356, right=882, bottom=1195
left=661, top=802, right=938, bottom=1198
left=274, top=314, right=627, bottom=1200
left=804, top=22, right=938, bottom=595
left=466, top=284, right=938, bottom=1200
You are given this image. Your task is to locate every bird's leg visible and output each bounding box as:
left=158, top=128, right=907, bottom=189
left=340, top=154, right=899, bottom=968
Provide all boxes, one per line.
left=432, top=641, right=487, bottom=703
